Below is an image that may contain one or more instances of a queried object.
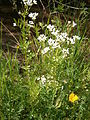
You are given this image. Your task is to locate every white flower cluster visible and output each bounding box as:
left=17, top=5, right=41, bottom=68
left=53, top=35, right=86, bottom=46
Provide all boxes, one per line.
left=28, top=12, right=38, bottom=20
left=37, top=23, right=80, bottom=56
left=37, top=75, right=46, bottom=85
left=22, top=0, right=37, bottom=6
left=47, top=24, right=80, bottom=45
left=37, top=34, right=47, bottom=42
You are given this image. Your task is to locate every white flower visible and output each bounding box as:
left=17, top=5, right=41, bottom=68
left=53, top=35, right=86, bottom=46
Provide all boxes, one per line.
left=68, top=21, right=71, bottom=24
left=62, top=48, right=69, bottom=54
left=28, top=13, right=33, bottom=18
left=28, top=21, right=34, bottom=27
left=56, top=34, right=64, bottom=41
left=52, top=42, right=60, bottom=49
left=48, top=38, right=55, bottom=46
left=62, top=48, right=69, bottom=58
left=27, top=0, right=33, bottom=6
left=37, top=34, right=47, bottom=42
left=29, top=21, right=34, bottom=25
left=61, top=32, right=68, bottom=38
left=41, top=75, right=46, bottom=85
left=42, top=47, right=50, bottom=54
left=28, top=12, right=38, bottom=20
left=18, top=11, right=21, bottom=14
left=37, top=77, right=40, bottom=81
left=51, top=29, right=59, bottom=36
left=69, top=38, right=75, bottom=44
left=73, top=35, right=81, bottom=40
left=13, top=23, right=16, bottom=27
left=33, top=0, right=37, bottom=4
left=37, top=75, right=46, bottom=85
left=22, top=0, right=32, bottom=6
left=72, top=21, right=77, bottom=27
left=23, top=0, right=37, bottom=6
left=47, top=24, right=55, bottom=31
left=61, top=86, right=64, bottom=90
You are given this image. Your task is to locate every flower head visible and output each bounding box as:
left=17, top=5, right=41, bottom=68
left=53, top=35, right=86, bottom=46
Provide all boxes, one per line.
left=28, top=21, right=34, bottom=27
left=48, top=38, right=55, bottom=46
left=23, top=0, right=37, bottom=6
left=33, top=0, right=37, bottom=4
left=37, top=34, right=47, bottom=42
left=73, top=35, right=81, bottom=40
left=69, top=93, right=78, bottom=103
left=13, top=23, right=16, bottom=27
left=41, top=75, right=46, bottom=85
left=47, top=24, right=55, bottom=31
left=42, top=47, right=50, bottom=54
left=28, top=12, right=38, bottom=20
left=72, top=21, right=77, bottom=27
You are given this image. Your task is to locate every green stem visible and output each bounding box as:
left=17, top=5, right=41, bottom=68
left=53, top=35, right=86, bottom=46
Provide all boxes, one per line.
left=0, top=18, right=2, bottom=50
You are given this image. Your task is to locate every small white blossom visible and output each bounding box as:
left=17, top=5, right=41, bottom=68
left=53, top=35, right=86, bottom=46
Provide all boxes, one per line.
left=62, top=48, right=69, bottom=58
left=37, top=77, right=40, bottom=81
left=28, top=12, right=38, bottom=20
left=51, top=29, right=59, bottom=36
left=47, top=24, right=55, bottom=31
left=62, top=48, right=69, bottom=54
left=42, top=47, right=50, bottom=54
left=13, top=23, right=16, bottom=27
left=73, top=35, right=81, bottom=40
left=18, top=11, right=21, bottom=14
left=27, top=0, right=33, bottom=6
left=23, top=0, right=37, bottom=6
left=33, top=0, right=37, bottom=4
left=56, top=34, right=64, bottom=41
left=41, top=75, right=46, bottom=85
left=70, top=38, right=75, bottom=44
left=52, top=42, right=60, bottom=49
left=29, top=21, right=34, bottom=24
left=61, top=86, right=64, bottom=90
left=72, top=21, right=77, bottom=27
left=28, top=21, right=34, bottom=27
left=48, top=38, right=55, bottom=46
left=37, top=34, right=47, bottom=42
left=68, top=21, right=71, bottom=24
left=61, top=32, right=68, bottom=39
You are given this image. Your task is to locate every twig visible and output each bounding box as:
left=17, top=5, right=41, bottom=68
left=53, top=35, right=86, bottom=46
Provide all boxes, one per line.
left=55, top=1, right=88, bottom=10
left=39, top=0, right=46, bottom=11
left=0, top=21, right=19, bottom=45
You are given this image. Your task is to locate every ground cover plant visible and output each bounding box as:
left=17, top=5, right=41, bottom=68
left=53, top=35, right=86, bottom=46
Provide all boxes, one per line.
left=0, top=0, right=90, bottom=119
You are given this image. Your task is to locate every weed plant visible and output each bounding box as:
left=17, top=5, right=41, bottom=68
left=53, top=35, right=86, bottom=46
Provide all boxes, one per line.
left=0, top=0, right=89, bottom=119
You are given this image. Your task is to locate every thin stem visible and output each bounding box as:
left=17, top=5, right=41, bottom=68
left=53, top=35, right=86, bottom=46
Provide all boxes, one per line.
left=0, top=21, right=19, bottom=45
left=39, top=0, right=46, bottom=11
left=55, top=1, right=88, bottom=10
left=0, top=18, right=2, bottom=50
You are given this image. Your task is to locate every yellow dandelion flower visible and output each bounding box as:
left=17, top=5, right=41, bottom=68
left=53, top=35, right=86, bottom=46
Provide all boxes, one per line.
left=69, top=92, right=78, bottom=103
left=17, top=45, right=19, bottom=49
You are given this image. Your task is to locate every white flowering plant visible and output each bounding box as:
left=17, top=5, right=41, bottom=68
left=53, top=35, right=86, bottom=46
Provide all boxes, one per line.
left=0, top=0, right=89, bottom=119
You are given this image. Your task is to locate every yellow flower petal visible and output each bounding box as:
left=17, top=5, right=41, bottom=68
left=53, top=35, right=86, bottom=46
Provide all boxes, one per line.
left=69, top=92, right=78, bottom=103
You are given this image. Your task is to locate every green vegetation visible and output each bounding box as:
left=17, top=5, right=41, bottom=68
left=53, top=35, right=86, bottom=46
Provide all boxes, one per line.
left=0, top=0, right=90, bottom=119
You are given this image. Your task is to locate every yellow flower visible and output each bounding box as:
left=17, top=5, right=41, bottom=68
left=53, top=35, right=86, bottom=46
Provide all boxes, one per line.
left=17, top=45, right=19, bottom=49
left=69, top=92, right=78, bottom=103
